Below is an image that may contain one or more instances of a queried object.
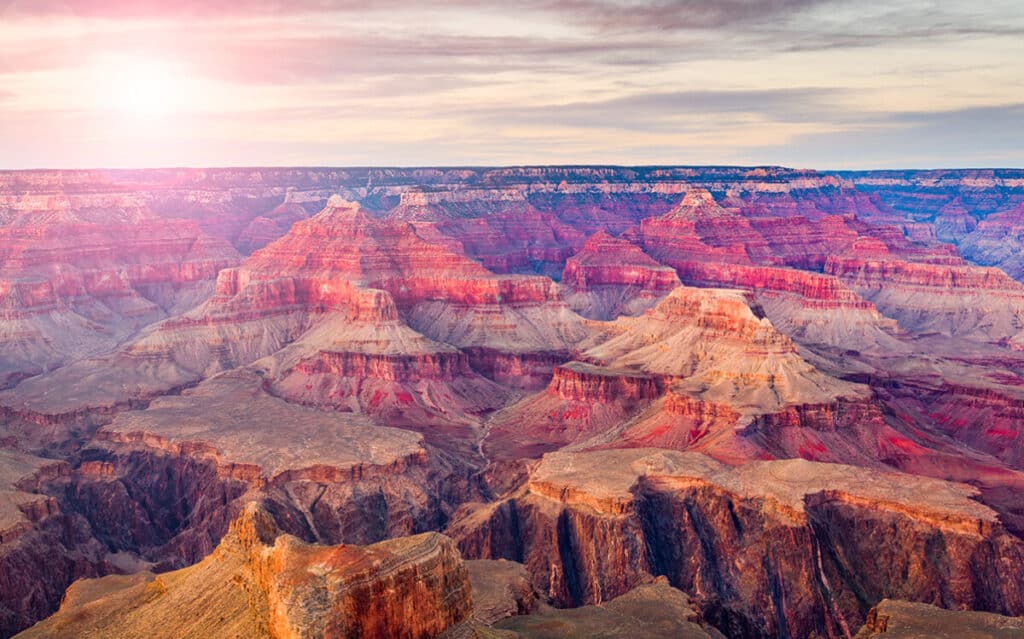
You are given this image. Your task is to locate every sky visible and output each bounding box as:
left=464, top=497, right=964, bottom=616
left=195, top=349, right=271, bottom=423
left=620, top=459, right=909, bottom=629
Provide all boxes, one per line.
left=0, top=0, right=1022, bottom=169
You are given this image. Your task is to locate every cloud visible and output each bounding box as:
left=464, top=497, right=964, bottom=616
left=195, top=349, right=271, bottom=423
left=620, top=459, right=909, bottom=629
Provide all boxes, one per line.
left=4, top=1, right=1021, bottom=85
left=0, top=16, right=677, bottom=82
left=0, top=0, right=830, bottom=26
left=464, top=88, right=854, bottom=132
left=0, top=0, right=345, bottom=20
left=513, top=0, right=832, bottom=32
left=0, top=1, right=1021, bottom=168
left=752, top=103, right=1024, bottom=169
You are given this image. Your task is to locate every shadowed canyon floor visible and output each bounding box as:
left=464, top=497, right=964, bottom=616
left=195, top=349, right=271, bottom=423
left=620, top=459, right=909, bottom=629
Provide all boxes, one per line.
left=3, top=167, right=1024, bottom=637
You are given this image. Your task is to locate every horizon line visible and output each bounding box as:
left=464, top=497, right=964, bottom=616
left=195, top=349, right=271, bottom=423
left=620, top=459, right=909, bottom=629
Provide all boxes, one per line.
left=2, top=163, right=1023, bottom=174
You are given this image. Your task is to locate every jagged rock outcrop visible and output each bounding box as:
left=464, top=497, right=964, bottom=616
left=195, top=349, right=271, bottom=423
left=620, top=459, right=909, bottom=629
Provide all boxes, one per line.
left=561, top=231, right=679, bottom=320
left=483, top=285, right=869, bottom=462
left=449, top=449, right=1024, bottom=639
left=0, top=205, right=239, bottom=388
left=202, top=198, right=590, bottom=393
left=15, top=504, right=473, bottom=639
left=0, top=450, right=115, bottom=638
left=493, top=579, right=723, bottom=638
left=631, top=191, right=908, bottom=354
left=854, top=599, right=1024, bottom=638
left=46, top=369, right=468, bottom=568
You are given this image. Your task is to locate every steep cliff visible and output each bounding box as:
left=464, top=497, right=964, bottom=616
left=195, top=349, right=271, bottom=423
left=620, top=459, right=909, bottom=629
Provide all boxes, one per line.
left=0, top=450, right=114, bottom=637
left=449, top=449, right=1024, bottom=639
left=15, top=504, right=473, bottom=639
left=4, top=166, right=1024, bottom=638
left=561, top=231, right=680, bottom=320
left=0, top=204, right=238, bottom=388
left=483, top=286, right=869, bottom=462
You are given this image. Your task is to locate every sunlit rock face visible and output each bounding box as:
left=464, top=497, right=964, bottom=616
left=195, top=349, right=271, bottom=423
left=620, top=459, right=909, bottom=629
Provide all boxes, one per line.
left=448, top=449, right=1024, bottom=638
left=3, top=166, right=1024, bottom=639
left=561, top=230, right=680, bottom=320
left=13, top=504, right=474, bottom=639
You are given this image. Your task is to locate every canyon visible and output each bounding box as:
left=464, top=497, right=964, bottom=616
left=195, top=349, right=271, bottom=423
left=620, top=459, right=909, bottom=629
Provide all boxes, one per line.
left=2, top=166, right=1024, bottom=638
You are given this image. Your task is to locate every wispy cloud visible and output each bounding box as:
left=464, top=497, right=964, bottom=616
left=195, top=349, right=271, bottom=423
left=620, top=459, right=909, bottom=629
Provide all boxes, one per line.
left=0, top=0, right=1022, bottom=167
left=1, top=0, right=829, bottom=25
left=465, top=88, right=855, bottom=132
left=751, top=103, right=1024, bottom=169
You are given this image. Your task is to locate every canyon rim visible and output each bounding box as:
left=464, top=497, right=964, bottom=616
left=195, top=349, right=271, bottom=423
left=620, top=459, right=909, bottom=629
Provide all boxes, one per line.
left=2, top=1, right=1024, bottom=638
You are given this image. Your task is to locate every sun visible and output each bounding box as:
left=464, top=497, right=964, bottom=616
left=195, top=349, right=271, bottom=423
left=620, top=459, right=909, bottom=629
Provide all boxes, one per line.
left=89, top=56, right=190, bottom=118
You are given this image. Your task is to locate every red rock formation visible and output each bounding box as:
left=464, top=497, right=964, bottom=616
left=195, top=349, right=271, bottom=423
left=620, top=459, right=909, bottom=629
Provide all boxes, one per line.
left=0, top=197, right=586, bottom=423
left=0, top=210, right=239, bottom=388
left=270, top=346, right=512, bottom=433
left=854, top=599, right=1024, bottom=638
left=462, top=348, right=573, bottom=391
left=561, top=231, right=679, bottom=320
left=825, top=253, right=1024, bottom=341
left=0, top=450, right=116, bottom=637
left=236, top=198, right=590, bottom=381
left=483, top=362, right=663, bottom=461
left=15, top=504, right=473, bottom=639
left=484, top=286, right=867, bottom=463
left=388, top=188, right=586, bottom=277
left=235, top=199, right=313, bottom=254
left=449, top=449, right=1024, bottom=638
left=6, top=166, right=1024, bottom=639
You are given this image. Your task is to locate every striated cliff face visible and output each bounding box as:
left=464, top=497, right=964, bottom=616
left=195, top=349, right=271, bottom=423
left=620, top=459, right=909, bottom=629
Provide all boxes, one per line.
left=825, top=251, right=1024, bottom=343
left=388, top=188, right=586, bottom=278
left=561, top=231, right=680, bottom=320
left=0, top=450, right=117, bottom=637
left=482, top=362, right=664, bottom=461
left=0, top=210, right=239, bottom=389
left=0, top=197, right=585, bottom=425
left=449, top=449, right=1024, bottom=639
left=482, top=285, right=868, bottom=464
left=15, top=504, right=473, bottom=639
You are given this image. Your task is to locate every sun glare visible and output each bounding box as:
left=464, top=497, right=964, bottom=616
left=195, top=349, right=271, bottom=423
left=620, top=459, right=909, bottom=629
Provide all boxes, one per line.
left=89, top=56, right=191, bottom=118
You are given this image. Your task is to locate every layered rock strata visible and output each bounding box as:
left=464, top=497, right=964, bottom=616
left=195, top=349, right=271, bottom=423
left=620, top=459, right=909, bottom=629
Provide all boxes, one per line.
left=449, top=449, right=1024, bottom=638
left=15, top=504, right=473, bottom=639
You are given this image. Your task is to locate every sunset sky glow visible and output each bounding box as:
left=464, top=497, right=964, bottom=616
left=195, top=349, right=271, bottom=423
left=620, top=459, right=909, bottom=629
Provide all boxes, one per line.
left=1, top=0, right=1022, bottom=169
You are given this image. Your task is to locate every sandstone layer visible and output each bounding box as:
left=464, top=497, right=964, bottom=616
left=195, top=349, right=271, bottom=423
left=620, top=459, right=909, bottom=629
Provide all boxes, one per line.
left=15, top=504, right=473, bottom=639
left=449, top=448, right=1024, bottom=638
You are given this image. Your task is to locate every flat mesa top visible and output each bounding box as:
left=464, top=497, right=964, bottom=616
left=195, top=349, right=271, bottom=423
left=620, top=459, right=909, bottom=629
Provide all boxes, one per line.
left=0, top=449, right=53, bottom=533
left=531, top=448, right=997, bottom=523
left=100, top=371, right=425, bottom=477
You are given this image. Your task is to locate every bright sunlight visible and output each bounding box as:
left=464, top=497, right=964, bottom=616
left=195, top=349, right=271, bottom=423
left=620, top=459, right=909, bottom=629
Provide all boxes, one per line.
left=88, top=56, right=192, bottom=118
